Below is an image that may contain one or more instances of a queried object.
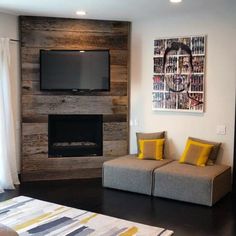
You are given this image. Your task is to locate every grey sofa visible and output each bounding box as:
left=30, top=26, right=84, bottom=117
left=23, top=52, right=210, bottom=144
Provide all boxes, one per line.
left=103, top=156, right=231, bottom=206
left=103, top=154, right=172, bottom=195
left=153, top=161, right=231, bottom=206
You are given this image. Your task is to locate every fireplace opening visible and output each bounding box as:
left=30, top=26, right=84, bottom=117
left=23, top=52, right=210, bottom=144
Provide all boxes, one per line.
left=48, top=115, right=103, bottom=157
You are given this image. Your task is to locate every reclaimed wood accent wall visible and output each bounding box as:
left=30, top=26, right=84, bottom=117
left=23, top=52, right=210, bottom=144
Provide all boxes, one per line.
left=20, top=16, right=130, bottom=181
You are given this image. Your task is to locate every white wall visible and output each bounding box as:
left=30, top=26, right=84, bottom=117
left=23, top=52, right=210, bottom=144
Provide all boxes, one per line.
left=0, top=12, right=20, bottom=171
left=130, top=5, right=236, bottom=166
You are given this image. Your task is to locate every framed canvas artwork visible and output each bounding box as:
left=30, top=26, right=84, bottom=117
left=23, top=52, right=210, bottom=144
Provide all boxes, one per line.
left=152, top=35, right=206, bottom=112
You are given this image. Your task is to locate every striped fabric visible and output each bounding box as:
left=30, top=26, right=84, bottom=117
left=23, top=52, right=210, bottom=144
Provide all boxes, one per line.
left=0, top=196, right=174, bottom=236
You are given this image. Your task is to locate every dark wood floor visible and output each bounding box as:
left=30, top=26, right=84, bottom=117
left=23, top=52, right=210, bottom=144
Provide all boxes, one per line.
left=1, top=178, right=236, bottom=236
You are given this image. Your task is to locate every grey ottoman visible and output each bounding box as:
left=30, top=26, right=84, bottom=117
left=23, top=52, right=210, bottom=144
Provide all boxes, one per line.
left=153, top=161, right=231, bottom=206
left=103, top=154, right=173, bottom=195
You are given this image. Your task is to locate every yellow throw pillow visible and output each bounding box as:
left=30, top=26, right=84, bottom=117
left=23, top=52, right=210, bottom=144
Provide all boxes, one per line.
left=138, top=139, right=165, bottom=160
left=179, top=139, right=214, bottom=167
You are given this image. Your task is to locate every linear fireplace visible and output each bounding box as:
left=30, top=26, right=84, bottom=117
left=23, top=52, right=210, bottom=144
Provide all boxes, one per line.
left=48, top=114, right=103, bottom=157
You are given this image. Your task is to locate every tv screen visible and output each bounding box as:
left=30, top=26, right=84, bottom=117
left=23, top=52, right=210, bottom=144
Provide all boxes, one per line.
left=40, top=50, right=110, bottom=91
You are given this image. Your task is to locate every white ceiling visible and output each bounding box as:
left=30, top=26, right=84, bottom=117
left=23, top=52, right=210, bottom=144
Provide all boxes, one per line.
left=0, top=0, right=234, bottom=21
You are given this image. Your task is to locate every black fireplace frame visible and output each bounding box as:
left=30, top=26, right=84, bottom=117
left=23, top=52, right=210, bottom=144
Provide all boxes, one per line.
left=48, top=114, right=103, bottom=157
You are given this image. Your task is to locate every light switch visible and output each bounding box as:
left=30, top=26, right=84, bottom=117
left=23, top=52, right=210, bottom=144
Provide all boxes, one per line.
left=216, top=125, right=226, bottom=135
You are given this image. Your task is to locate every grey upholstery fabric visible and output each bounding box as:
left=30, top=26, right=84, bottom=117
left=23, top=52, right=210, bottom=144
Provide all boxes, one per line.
left=0, top=224, right=18, bottom=236
left=103, top=154, right=173, bottom=195
left=153, top=161, right=231, bottom=206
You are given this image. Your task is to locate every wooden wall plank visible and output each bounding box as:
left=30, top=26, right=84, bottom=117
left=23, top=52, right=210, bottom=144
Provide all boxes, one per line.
left=22, top=80, right=127, bottom=96
left=21, top=31, right=128, bottom=50
left=103, top=122, right=128, bottom=141
left=21, top=168, right=102, bottom=181
left=22, top=114, right=127, bottom=123
left=22, top=156, right=116, bottom=172
left=22, top=123, right=47, bottom=135
left=22, top=115, right=48, bottom=123
left=111, top=65, right=128, bottom=82
left=20, top=16, right=129, bottom=34
left=22, top=95, right=128, bottom=116
left=110, top=50, right=129, bottom=66
left=103, top=114, right=127, bottom=122
left=103, top=141, right=128, bottom=156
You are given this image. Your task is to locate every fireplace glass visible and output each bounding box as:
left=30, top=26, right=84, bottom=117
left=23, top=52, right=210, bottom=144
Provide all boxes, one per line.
left=48, top=114, right=103, bottom=157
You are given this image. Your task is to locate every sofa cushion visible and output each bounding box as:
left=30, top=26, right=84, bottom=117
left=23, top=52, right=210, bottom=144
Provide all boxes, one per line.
left=103, top=154, right=173, bottom=195
left=136, top=131, right=165, bottom=156
left=188, top=137, right=221, bottom=165
left=153, top=161, right=231, bottom=206
left=179, top=139, right=213, bottom=166
left=138, top=139, right=165, bottom=160
left=0, top=224, right=18, bottom=236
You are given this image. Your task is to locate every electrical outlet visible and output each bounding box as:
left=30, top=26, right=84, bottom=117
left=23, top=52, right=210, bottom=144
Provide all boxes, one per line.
left=130, top=119, right=139, bottom=127
left=134, top=119, right=138, bottom=126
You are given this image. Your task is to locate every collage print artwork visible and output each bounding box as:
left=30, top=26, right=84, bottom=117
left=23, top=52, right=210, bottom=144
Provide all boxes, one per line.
left=153, top=35, right=206, bottom=112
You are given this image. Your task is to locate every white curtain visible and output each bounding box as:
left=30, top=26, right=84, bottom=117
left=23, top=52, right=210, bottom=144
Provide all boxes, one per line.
left=0, top=38, right=19, bottom=191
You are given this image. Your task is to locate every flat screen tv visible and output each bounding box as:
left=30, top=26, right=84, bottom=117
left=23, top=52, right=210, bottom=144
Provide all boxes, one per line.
left=40, top=50, right=110, bottom=91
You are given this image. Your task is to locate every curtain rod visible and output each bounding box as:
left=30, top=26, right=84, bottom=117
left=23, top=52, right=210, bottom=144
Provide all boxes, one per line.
left=10, top=39, right=20, bottom=42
